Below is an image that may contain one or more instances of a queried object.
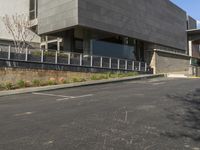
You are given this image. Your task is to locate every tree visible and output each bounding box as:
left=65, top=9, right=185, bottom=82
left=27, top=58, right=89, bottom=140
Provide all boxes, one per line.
left=1, top=14, right=37, bottom=53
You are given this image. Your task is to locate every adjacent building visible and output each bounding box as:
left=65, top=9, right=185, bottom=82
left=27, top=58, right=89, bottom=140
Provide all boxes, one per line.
left=0, top=0, right=200, bottom=74
left=0, top=0, right=40, bottom=46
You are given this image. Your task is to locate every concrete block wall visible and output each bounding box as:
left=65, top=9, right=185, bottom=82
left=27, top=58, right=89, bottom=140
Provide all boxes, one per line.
left=152, top=51, right=190, bottom=74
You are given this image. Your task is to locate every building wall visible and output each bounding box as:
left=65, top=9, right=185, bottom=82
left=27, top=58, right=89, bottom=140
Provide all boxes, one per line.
left=38, top=0, right=78, bottom=34
left=188, top=16, right=197, bottom=29
left=78, top=0, right=188, bottom=51
left=0, top=0, right=40, bottom=43
left=152, top=51, right=190, bottom=74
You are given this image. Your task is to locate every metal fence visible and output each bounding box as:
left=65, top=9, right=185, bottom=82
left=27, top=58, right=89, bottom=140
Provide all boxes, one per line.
left=0, top=45, right=148, bottom=72
left=190, top=66, right=200, bottom=77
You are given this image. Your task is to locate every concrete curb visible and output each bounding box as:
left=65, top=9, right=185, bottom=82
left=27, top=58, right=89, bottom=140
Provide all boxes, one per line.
left=0, top=74, right=164, bottom=97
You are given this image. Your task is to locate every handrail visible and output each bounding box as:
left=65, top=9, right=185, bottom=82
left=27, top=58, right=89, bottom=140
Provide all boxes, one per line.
left=0, top=44, right=148, bottom=72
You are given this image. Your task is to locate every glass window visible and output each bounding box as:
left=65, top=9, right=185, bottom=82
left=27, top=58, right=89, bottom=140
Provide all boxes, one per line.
left=29, top=0, right=38, bottom=20
left=91, top=40, right=135, bottom=60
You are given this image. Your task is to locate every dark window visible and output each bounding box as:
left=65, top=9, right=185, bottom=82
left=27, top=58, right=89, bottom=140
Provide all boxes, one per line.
left=29, top=0, right=38, bottom=20
left=74, top=39, right=83, bottom=53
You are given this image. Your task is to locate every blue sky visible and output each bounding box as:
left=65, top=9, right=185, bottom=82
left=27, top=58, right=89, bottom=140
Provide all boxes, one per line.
left=171, top=0, right=200, bottom=28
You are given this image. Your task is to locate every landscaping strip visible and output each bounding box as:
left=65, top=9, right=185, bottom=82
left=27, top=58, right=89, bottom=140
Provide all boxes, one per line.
left=0, top=74, right=164, bottom=97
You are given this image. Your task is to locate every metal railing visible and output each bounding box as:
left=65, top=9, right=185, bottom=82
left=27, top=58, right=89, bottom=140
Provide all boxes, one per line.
left=0, top=45, right=148, bottom=72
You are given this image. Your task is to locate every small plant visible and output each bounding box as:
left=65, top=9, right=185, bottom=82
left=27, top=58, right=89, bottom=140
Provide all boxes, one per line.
left=126, top=72, right=139, bottom=76
left=47, top=80, right=57, bottom=85
left=32, top=79, right=41, bottom=86
left=32, top=51, right=41, bottom=57
left=44, top=51, right=56, bottom=57
left=107, top=72, right=119, bottom=78
left=47, top=77, right=57, bottom=85
left=79, top=78, right=86, bottom=82
left=90, top=75, right=99, bottom=80
left=4, top=82, right=13, bottom=90
left=0, top=84, right=4, bottom=90
left=17, top=80, right=26, bottom=88
left=72, top=78, right=80, bottom=83
left=58, top=77, right=68, bottom=84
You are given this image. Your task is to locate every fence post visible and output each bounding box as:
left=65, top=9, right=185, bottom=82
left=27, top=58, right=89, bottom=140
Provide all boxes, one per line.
left=90, top=56, right=93, bottom=67
left=132, top=61, right=135, bottom=71
left=109, top=58, right=112, bottom=69
left=100, top=57, right=103, bottom=68
left=8, top=45, right=11, bottom=60
left=117, top=59, right=120, bottom=70
left=41, top=50, right=44, bottom=63
left=139, top=62, right=141, bottom=71
left=80, top=54, right=83, bottom=66
left=125, top=60, right=128, bottom=70
left=145, top=63, right=147, bottom=72
left=55, top=51, right=58, bottom=64
left=25, top=48, right=28, bottom=61
left=68, top=53, right=71, bottom=65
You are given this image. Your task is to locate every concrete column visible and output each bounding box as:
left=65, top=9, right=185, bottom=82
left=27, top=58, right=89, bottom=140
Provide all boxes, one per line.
left=45, top=36, right=48, bottom=51
left=57, top=38, right=60, bottom=53
left=188, top=40, right=192, bottom=57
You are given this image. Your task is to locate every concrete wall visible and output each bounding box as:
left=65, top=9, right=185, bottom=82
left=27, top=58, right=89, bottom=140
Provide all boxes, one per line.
left=188, top=16, right=197, bottom=29
left=0, top=0, right=40, bottom=43
left=152, top=51, right=190, bottom=74
left=38, top=0, right=78, bottom=34
left=78, top=0, right=188, bottom=51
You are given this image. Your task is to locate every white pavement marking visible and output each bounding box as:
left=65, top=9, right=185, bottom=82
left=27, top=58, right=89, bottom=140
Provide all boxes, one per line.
left=56, top=94, right=94, bottom=101
left=33, top=92, right=73, bottom=98
left=32, top=92, right=94, bottom=101
left=14, top=112, right=34, bottom=117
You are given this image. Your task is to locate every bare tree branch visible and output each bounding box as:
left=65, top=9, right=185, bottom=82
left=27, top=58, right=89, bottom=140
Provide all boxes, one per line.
left=1, top=14, right=37, bottom=53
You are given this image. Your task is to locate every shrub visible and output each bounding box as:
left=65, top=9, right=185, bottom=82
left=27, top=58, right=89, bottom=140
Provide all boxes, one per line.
left=47, top=80, right=57, bottom=85
left=4, top=82, right=13, bottom=90
left=0, top=84, right=4, bottom=90
left=17, top=80, right=26, bottom=88
left=72, top=78, right=80, bottom=83
left=106, top=72, right=119, bottom=78
left=44, top=51, right=55, bottom=57
left=32, top=80, right=41, bottom=86
left=126, top=72, right=139, bottom=76
left=57, top=53, right=69, bottom=58
left=79, top=78, right=86, bottom=82
left=58, top=77, right=66, bottom=84
left=31, top=51, right=41, bottom=57
left=90, top=75, right=99, bottom=80
left=91, top=74, right=108, bottom=80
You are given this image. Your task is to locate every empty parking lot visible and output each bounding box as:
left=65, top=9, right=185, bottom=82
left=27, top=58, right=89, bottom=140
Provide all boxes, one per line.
left=0, top=77, right=200, bottom=150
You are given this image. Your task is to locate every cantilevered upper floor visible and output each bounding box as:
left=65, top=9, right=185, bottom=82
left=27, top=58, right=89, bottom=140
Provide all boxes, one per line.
left=36, top=0, right=196, bottom=52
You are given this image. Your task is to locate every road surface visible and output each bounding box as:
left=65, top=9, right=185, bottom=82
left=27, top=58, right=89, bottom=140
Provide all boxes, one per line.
left=0, top=77, right=200, bottom=150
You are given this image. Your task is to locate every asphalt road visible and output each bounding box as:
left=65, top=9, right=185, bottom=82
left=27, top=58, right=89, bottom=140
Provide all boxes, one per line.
left=0, top=77, right=200, bottom=150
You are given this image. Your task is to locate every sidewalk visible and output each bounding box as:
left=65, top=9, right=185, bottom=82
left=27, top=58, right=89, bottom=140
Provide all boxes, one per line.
left=0, top=74, right=164, bottom=97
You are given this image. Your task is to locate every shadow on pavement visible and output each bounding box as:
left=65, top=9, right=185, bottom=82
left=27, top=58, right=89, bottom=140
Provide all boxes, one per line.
left=162, top=88, right=200, bottom=142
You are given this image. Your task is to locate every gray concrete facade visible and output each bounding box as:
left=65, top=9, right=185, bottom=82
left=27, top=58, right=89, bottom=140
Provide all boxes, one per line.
left=78, top=0, right=188, bottom=51
left=38, top=0, right=78, bottom=34
left=188, top=16, right=197, bottom=29
left=38, top=0, right=189, bottom=51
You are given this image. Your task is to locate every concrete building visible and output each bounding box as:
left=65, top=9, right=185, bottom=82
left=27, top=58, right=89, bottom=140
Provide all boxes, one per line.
left=1, top=0, right=200, bottom=74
